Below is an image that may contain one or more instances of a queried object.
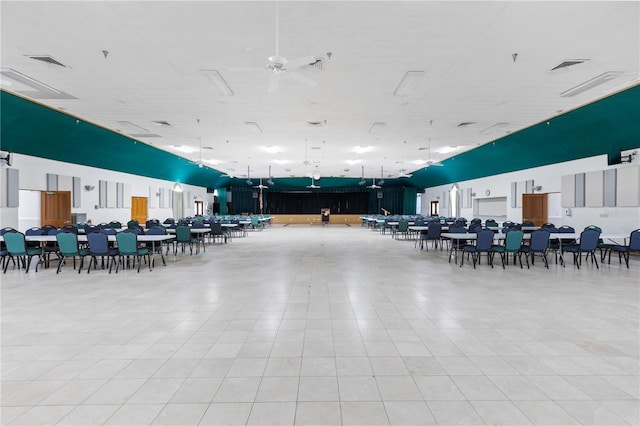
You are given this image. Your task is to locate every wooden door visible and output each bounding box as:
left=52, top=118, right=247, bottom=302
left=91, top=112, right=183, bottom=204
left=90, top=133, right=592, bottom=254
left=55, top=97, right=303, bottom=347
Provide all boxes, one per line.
left=522, top=193, right=547, bottom=226
left=41, top=191, right=71, bottom=228
left=131, top=196, right=148, bottom=225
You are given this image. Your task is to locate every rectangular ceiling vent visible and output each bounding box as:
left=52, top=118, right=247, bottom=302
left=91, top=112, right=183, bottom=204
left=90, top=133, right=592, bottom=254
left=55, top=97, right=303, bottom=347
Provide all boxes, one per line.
left=27, top=55, right=68, bottom=67
left=307, top=120, right=325, bottom=127
left=129, top=133, right=161, bottom=138
left=311, top=146, right=321, bottom=150
left=152, top=120, right=172, bottom=127
left=551, top=59, right=589, bottom=71
left=299, top=58, right=323, bottom=72
left=560, top=71, right=624, bottom=97
left=457, top=122, right=476, bottom=127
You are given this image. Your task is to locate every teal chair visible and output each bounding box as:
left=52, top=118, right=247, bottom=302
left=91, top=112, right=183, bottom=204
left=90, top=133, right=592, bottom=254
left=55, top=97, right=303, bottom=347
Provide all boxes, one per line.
left=115, top=232, right=150, bottom=273
left=3, top=232, right=43, bottom=273
left=175, top=225, right=199, bottom=255
left=55, top=232, right=91, bottom=273
left=490, top=230, right=525, bottom=269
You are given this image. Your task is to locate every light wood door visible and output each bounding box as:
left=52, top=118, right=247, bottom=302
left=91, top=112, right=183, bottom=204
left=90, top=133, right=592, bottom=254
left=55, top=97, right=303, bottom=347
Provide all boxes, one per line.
left=41, top=191, right=72, bottom=228
left=131, top=196, right=148, bottom=225
left=522, top=193, right=548, bottom=226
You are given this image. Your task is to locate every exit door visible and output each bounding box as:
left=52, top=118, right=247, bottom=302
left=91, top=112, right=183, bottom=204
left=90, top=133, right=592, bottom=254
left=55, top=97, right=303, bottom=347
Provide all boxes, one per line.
left=522, top=193, right=548, bottom=226
left=131, top=196, right=148, bottom=225
left=41, top=191, right=71, bottom=228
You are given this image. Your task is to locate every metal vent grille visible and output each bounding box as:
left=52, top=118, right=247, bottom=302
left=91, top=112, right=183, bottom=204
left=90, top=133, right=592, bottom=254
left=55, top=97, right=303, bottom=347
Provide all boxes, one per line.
left=457, top=122, right=475, bottom=127
left=28, top=55, right=68, bottom=67
left=299, top=58, right=323, bottom=72
left=551, top=59, right=588, bottom=71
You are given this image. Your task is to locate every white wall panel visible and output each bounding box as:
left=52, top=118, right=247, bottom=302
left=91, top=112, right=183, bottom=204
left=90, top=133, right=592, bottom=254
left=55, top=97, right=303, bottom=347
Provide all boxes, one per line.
left=616, top=165, right=640, bottom=206
left=585, top=170, right=603, bottom=207
left=561, top=174, right=575, bottom=207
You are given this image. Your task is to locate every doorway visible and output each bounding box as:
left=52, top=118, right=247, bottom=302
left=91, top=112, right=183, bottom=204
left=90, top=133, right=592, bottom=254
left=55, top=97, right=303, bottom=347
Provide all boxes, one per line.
left=195, top=200, right=204, bottom=216
left=522, top=193, right=548, bottom=226
left=131, top=196, right=148, bottom=225
left=40, top=191, right=71, bottom=228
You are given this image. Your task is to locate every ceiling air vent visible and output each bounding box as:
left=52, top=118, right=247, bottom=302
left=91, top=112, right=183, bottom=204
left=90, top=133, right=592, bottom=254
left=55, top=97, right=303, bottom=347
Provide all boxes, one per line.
left=551, top=59, right=588, bottom=71
left=307, top=120, right=325, bottom=127
left=152, top=120, right=172, bottom=127
left=457, top=122, right=475, bottom=127
left=27, top=55, right=68, bottom=67
left=299, top=58, right=323, bottom=72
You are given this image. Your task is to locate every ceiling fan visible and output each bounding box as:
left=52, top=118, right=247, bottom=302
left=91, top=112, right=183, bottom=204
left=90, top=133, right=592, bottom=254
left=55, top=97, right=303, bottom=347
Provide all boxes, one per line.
left=358, top=165, right=366, bottom=186
left=238, top=2, right=317, bottom=93
left=418, top=138, right=444, bottom=167
left=306, top=177, right=321, bottom=189
left=367, top=166, right=385, bottom=189
left=188, top=138, right=206, bottom=168
left=254, top=177, right=269, bottom=189
left=245, top=165, right=253, bottom=186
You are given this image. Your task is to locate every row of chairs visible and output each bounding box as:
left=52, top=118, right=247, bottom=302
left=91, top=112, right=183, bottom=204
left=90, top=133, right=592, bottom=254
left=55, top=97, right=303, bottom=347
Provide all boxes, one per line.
left=1, top=229, right=156, bottom=274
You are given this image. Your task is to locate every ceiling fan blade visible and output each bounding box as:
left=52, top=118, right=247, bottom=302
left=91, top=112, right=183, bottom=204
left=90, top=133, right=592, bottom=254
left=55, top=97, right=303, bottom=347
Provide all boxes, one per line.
left=267, top=72, right=281, bottom=93
left=284, top=55, right=315, bottom=70
left=287, top=71, right=318, bottom=88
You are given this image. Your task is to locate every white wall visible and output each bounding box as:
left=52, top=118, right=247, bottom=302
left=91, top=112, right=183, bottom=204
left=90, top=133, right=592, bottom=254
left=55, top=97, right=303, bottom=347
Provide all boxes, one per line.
left=421, top=154, right=640, bottom=234
left=0, top=153, right=212, bottom=230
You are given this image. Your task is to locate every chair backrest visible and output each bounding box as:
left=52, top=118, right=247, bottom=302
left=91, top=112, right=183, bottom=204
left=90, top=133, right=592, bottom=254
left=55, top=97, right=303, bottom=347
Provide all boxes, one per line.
left=529, top=230, right=550, bottom=251
left=504, top=230, right=524, bottom=251
left=115, top=231, right=138, bottom=256
left=502, top=221, right=514, bottom=229
left=584, top=225, right=602, bottom=233
left=102, top=227, right=116, bottom=235
left=397, top=220, right=408, bottom=232
left=558, top=225, right=574, bottom=233
left=476, top=229, right=495, bottom=250
left=211, top=222, right=223, bottom=235
left=163, top=218, right=175, bottom=225
left=145, top=226, right=166, bottom=235
left=468, top=222, right=482, bottom=233
left=41, top=225, right=56, bottom=235
left=126, top=220, right=139, bottom=229
left=191, top=221, right=205, bottom=229
left=56, top=232, right=80, bottom=255
left=175, top=225, right=192, bottom=242
left=4, top=232, right=27, bottom=255
left=427, top=222, right=441, bottom=237
left=470, top=218, right=482, bottom=225
left=579, top=229, right=600, bottom=250
left=61, top=225, right=78, bottom=234
left=448, top=224, right=466, bottom=233
left=96, top=223, right=111, bottom=229
left=485, top=219, right=497, bottom=227
left=251, top=217, right=259, bottom=226
left=541, top=223, right=555, bottom=229
left=25, top=227, right=43, bottom=236
left=522, top=221, right=534, bottom=227
left=123, top=227, right=143, bottom=235
left=85, top=225, right=100, bottom=234
left=109, top=221, right=122, bottom=229
left=87, top=231, right=109, bottom=255
left=629, top=229, right=640, bottom=250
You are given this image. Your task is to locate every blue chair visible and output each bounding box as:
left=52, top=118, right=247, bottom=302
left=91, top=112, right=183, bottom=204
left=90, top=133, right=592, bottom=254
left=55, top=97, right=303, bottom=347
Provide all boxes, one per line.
left=86, top=231, right=118, bottom=273
left=145, top=226, right=168, bottom=266
left=608, top=229, right=640, bottom=268
left=461, top=228, right=494, bottom=268
left=562, top=229, right=600, bottom=269
left=520, top=230, right=551, bottom=268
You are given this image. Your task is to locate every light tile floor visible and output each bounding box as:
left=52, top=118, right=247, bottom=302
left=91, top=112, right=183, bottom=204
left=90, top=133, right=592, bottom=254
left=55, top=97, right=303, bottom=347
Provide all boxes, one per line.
left=1, top=225, right=638, bottom=425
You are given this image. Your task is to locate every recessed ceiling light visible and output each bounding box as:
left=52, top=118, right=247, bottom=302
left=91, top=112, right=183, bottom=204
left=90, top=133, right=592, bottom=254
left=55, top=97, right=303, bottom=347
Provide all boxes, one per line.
left=346, top=159, right=362, bottom=165
left=262, top=146, right=282, bottom=154
left=273, top=159, right=289, bottom=165
left=352, top=146, right=372, bottom=154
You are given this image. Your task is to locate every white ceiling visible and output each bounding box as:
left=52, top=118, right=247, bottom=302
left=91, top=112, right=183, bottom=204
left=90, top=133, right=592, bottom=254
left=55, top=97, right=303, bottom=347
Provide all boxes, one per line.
left=1, top=1, right=638, bottom=180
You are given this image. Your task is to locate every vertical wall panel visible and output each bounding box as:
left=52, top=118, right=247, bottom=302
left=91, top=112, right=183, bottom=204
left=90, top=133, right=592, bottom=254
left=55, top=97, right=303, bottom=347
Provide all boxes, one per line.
left=46, top=173, right=58, bottom=191
left=123, top=184, right=131, bottom=208
left=510, top=182, right=517, bottom=208
left=106, top=181, right=117, bottom=208
left=441, top=191, right=447, bottom=210
left=525, top=179, right=534, bottom=193
left=6, top=168, right=19, bottom=207
left=72, top=176, right=81, bottom=207
left=58, top=175, right=72, bottom=191
left=585, top=170, right=604, bottom=207
left=98, top=180, right=107, bottom=208
left=116, top=182, right=123, bottom=208
left=575, top=173, right=585, bottom=207
left=604, top=169, right=616, bottom=207
left=159, top=188, right=165, bottom=208
left=616, top=165, right=640, bottom=206
left=561, top=174, right=575, bottom=207
left=149, top=186, right=158, bottom=208
left=516, top=181, right=526, bottom=208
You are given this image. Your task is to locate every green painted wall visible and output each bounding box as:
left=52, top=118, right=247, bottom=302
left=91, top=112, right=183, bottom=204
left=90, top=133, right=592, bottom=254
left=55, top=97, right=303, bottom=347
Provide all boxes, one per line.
left=2, top=85, right=639, bottom=192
